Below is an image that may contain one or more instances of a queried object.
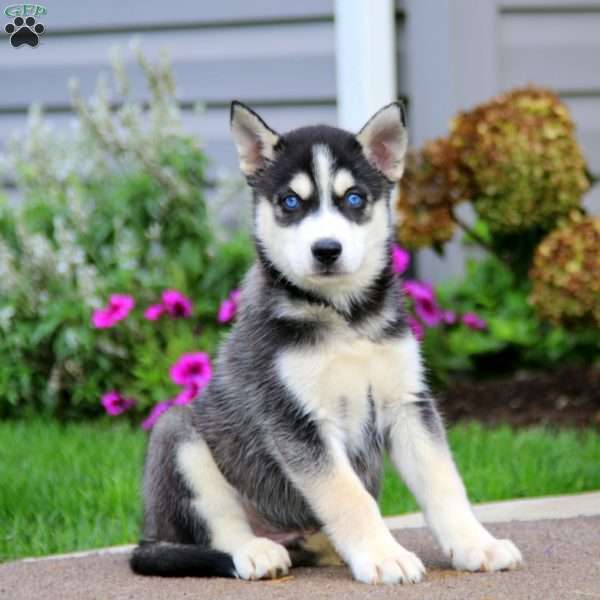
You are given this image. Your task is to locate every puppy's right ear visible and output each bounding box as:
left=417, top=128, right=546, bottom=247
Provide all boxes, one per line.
left=230, top=101, right=280, bottom=178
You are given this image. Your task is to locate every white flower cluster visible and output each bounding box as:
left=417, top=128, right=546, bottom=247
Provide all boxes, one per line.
left=0, top=241, right=17, bottom=294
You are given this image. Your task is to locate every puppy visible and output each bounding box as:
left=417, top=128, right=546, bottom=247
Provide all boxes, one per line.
left=130, top=101, right=522, bottom=583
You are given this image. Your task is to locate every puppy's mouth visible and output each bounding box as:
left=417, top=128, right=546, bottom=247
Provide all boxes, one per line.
left=307, top=267, right=348, bottom=279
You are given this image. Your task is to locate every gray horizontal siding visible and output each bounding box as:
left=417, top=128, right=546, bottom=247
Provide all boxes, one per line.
left=499, top=0, right=600, bottom=11
left=563, top=97, right=600, bottom=172
left=0, top=22, right=337, bottom=109
left=0, top=1, right=344, bottom=171
left=40, top=1, right=334, bottom=31
left=499, top=11, right=600, bottom=93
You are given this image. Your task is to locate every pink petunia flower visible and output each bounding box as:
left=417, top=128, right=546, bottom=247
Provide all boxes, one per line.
left=218, top=299, right=237, bottom=323
left=144, top=303, right=166, bottom=321
left=403, top=280, right=443, bottom=327
left=408, top=316, right=424, bottom=341
left=101, top=390, right=136, bottom=416
left=169, top=352, right=213, bottom=386
left=141, top=399, right=174, bottom=430
left=217, top=289, right=241, bottom=324
left=92, top=294, right=135, bottom=329
left=462, top=312, right=487, bottom=330
left=162, top=289, right=193, bottom=318
left=391, top=244, right=410, bottom=275
left=442, top=310, right=457, bottom=325
left=173, top=381, right=203, bottom=406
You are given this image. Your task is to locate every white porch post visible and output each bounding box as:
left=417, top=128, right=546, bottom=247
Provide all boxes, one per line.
left=334, top=0, right=397, bottom=131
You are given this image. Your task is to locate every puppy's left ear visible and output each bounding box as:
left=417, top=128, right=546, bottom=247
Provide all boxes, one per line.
left=356, top=102, right=408, bottom=181
left=230, top=101, right=280, bottom=178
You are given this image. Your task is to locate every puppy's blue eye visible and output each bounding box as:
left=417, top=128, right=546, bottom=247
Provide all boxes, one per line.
left=282, top=195, right=300, bottom=210
left=345, top=192, right=365, bottom=208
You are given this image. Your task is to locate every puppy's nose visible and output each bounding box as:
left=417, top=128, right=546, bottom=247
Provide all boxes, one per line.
left=311, top=238, right=342, bottom=266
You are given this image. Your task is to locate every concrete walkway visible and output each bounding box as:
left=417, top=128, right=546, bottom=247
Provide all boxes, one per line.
left=2, top=493, right=600, bottom=600
left=385, top=490, right=600, bottom=529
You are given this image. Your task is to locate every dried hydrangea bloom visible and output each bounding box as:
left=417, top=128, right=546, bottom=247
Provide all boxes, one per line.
left=396, top=187, right=456, bottom=249
left=395, top=144, right=460, bottom=248
left=530, top=213, right=600, bottom=327
left=449, top=87, right=589, bottom=233
left=395, top=86, right=590, bottom=247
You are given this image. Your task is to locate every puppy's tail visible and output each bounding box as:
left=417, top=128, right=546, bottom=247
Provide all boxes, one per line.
left=130, top=540, right=236, bottom=578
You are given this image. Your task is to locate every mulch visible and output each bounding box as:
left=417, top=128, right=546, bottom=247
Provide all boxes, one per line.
left=439, top=365, right=600, bottom=429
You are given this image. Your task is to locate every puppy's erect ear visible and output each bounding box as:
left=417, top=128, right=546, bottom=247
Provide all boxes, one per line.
left=230, top=101, right=280, bottom=178
left=356, top=102, right=408, bottom=181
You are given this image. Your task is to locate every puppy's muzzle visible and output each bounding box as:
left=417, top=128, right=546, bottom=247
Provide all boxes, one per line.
left=311, top=238, right=342, bottom=267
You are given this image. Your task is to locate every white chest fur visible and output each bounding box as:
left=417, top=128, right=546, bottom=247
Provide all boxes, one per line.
left=276, top=332, right=424, bottom=450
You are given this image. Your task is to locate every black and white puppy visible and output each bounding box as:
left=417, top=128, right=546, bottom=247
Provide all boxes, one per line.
left=130, top=101, right=522, bottom=584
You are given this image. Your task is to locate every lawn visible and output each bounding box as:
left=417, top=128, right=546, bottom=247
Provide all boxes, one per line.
left=1, top=420, right=600, bottom=561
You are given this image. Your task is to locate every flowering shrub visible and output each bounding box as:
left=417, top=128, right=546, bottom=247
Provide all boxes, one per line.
left=99, top=244, right=491, bottom=428
left=395, top=247, right=486, bottom=344
left=421, top=256, right=600, bottom=386
left=396, top=86, right=590, bottom=248
left=95, top=295, right=223, bottom=428
left=530, top=213, right=600, bottom=327
left=0, top=48, right=252, bottom=419
left=394, top=84, right=599, bottom=363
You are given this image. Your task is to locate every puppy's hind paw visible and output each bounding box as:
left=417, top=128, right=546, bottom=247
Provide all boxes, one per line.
left=451, top=537, right=522, bottom=572
left=233, top=537, right=291, bottom=580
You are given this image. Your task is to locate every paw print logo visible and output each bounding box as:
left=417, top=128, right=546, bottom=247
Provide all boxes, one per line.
left=5, top=16, right=45, bottom=47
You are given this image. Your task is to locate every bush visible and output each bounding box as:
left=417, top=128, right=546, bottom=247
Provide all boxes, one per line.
left=396, top=84, right=599, bottom=350
left=0, top=48, right=253, bottom=420
left=451, top=87, right=589, bottom=233
left=396, top=139, right=461, bottom=248
left=530, top=213, right=600, bottom=327
left=396, top=87, right=590, bottom=247
left=420, top=257, right=600, bottom=386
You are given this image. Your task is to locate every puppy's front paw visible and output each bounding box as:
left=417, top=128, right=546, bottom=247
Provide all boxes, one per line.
left=349, top=540, right=426, bottom=585
left=233, top=537, right=291, bottom=580
left=451, top=537, right=522, bottom=572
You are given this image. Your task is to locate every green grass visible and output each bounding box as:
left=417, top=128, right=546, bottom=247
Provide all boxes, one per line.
left=1, top=420, right=600, bottom=562
left=380, top=424, right=600, bottom=515
left=0, top=420, right=146, bottom=562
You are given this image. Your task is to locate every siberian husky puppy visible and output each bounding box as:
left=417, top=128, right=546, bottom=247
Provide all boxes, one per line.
left=130, top=101, right=522, bottom=584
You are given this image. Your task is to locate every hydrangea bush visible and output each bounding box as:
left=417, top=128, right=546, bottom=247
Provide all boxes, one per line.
left=530, top=213, right=600, bottom=327
left=0, top=48, right=252, bottom=419
left=395, top=85, right=600, bottom=377
left=396, top=86, right=590, bottom=248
